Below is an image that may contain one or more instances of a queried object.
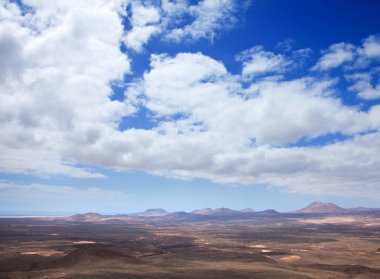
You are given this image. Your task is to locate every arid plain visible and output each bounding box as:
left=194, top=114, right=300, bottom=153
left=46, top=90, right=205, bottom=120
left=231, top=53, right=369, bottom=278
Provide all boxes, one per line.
left=1, top=203, right=380, bottom=279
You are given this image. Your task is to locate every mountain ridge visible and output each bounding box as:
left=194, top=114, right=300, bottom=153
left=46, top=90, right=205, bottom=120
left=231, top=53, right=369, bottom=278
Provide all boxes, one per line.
left=291, top=201, right=347, bottom=213
left=65, top=202, right=380, bottom=220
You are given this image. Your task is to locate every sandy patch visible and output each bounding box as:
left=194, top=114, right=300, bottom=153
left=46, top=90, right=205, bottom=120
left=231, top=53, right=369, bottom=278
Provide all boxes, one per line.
left=72, top=241, right=96, bottom=245
left=21, top=250, right=64, bottom=256
left=300, top=217, right=357, bottom=224
left=310, top=244, right=325, bottom=249
left=196, top=239, right=210, bottom=245
left=261, top=249, right=273, bottom=253
left=291, top=249, right=309, bottom=252
left=364, top=223, right=380, bottom=227
left=279, top=255, right=301, bottom=262
left=249, top=244, right=267, bottom=248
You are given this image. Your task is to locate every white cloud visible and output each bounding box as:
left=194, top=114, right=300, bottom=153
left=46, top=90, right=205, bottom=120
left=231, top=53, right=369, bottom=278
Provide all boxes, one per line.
left=118, top=52, right=380, bottom=198
left=264, top=132, right=380, bottom=198
left=1, top=2, right=380, bottom=199
left=361, top=35, right=380, bottom=58
left=161, top=0, right=188, bottom=17
left=124, top=3, right=161, bottom=52
left=312, top=42, right=355, bottom=71
left=237, top=46, right=289, bottom=78
left=314, top=35, right=380, bottom=100
left=313, top=35, right=380, bottom=71
left=165, top=0, right=238, bottom=42
left=0, top=0, right=131, bottom=177
left=124, top=25, right=161, bottom=52
left=127, top=53, right=374, bottom=147
left=347, top=71, right=380, bottom=100
left=130, top=4, right=160, bottom=26
left=123, top=0, right=243, bottom=51
left=355, top=35, right=380, bottom=68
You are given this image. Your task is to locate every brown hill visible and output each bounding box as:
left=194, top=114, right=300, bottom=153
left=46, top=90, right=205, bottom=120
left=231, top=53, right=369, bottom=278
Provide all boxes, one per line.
left=33, top=245, right=143, bottom=269
left=292, top=201, right=347, bottom=213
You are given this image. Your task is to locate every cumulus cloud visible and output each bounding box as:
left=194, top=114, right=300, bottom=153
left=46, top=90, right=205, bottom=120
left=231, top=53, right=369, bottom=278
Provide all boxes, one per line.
left=347, top=71, right=380, bottom=100
left=124, top=25, right=161, bottom=52
left=264, top=132, right=380, bottom=198
left=123, top=0, right=245, bottom=51
left=1, top=1, right=380, bottom=199
left=131, top=53, right=372, bottom=145
left=124, top=3, right=161, bottom=52
left=361, top=35, right=380, bottom=58
left=312, top=42, right=355, bottom=71
left=237, top=46, right=290, bottom=78
left=236, top=46, right=312, bottom=79
left=313, top=35, right=380, bottom=71
left=313, top=35, right=380, bottom=101
left=118, top=52, right=380, bottom=198
left=355, top=35, right=380, bottom=68
left=164, top=0, right=239, bottom=42
left=0, top=0, right=131, bottom=177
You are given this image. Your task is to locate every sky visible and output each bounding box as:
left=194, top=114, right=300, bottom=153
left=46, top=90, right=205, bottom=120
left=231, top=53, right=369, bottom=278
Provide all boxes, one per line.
left=1, top=0, right=380, bottom=215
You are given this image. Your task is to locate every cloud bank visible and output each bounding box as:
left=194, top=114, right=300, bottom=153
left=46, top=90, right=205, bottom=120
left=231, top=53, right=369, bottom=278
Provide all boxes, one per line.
left=1, top=1, right=380, bottom=198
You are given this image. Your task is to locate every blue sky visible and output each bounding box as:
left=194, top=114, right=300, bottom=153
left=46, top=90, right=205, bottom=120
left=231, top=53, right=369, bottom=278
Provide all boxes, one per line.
left=1, top=0, right=380, bottom=215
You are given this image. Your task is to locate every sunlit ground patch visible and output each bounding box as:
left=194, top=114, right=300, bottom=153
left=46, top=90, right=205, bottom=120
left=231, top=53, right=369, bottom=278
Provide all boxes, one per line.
left=279, top=255, right=301, bottom=262
left=20, top=250, right=64, bottom=256
left=249, top=244, right=267, bottom=248
left=72, top=241, right=96, bottom=245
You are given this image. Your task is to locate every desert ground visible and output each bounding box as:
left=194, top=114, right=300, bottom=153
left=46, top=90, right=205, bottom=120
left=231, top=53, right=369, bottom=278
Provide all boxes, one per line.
left=0, top=212, right=380, bottom=279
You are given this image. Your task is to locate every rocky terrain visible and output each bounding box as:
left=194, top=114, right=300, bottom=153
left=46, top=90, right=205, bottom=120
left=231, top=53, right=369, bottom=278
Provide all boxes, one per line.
left=0, top=202, right=379, bottom=278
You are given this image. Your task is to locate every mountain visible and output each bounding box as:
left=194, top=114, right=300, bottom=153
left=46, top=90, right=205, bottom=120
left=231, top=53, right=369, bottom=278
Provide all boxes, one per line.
left=292, top=201, right=347, bottom=214
left=192, top=208, right=239, bottom=215
left=135, top=208, right=169, bottom=216
left=67, top=213, right=104, bottom=222
left=213, top=208, right=237, bottom=214
left=346, top=207, right=380, bottom=213
left=192, top=208, right=215, bottom=215
left=241, top=208, right=255, bottom=213
left=163, top=211, right=210, bottom=222
left=262, top=209, right=279, bottom=214
left=255, top=209, right=280, bottom=215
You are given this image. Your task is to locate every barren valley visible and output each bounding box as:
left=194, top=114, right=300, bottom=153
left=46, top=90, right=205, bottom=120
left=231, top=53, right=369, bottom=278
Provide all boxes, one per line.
left=1, top=203, right=380, bottom=278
